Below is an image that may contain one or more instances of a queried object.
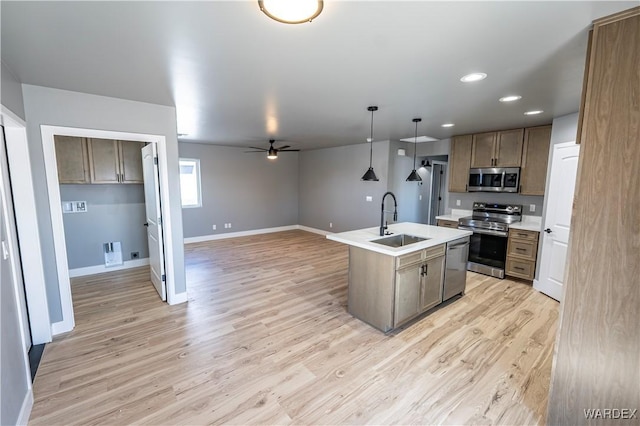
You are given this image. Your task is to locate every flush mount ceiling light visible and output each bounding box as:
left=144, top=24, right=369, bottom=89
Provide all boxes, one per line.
left=361, top=106, right=379, bottom=181
left=406, top=118, right=422, bottom=182
left=258, top=0, right=323, bottom=24
left=441, top=123, right=455, bottom=128
left=499, top=95, right=522, bottom=102
left=460, top=72, right=487, bottom=83
left=524, top=110, right=544, bottom=115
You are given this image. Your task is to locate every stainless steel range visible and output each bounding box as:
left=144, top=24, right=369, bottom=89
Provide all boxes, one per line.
left=457, top=202, right=522, bottom=278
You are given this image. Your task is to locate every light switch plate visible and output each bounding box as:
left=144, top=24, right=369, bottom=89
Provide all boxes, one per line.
left=529, top=204, right=536, bottom=212
left=366, top=196, right=373, bottom=202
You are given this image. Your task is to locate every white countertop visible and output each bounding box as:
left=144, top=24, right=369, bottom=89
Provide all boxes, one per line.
left=435, top=209, right=472, bottom=222
left=326, top=222, right=472, bottom=257
left=509, top=215, right=543, bottom=232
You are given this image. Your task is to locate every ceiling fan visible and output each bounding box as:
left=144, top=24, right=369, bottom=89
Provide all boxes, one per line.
left=245, top=139, right=300, bottom=160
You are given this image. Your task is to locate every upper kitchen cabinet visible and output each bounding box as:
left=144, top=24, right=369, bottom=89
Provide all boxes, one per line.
left=87, top=138, right=145, bottom=184
left=471, top=129, right=524, bottom=168
left=54, top=135, right=90, bottom=184
left=448, top=135, right=473, bottom=193
left=520, top=125, right=552, bottom=195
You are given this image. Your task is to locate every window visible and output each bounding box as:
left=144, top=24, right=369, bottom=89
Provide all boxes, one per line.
left=179, top=158, right=201, bottom=208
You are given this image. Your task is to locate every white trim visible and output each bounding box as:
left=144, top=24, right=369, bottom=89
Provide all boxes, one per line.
left=40, top=125, right=179, bottom=334
left=184, top=225, right=299, bottom=244
left=69, top=258, right=150, bottom=278
left=0, top=104, right=26, bottom=127
left=16, top=389, right=34, bottom=426
left=171, top=292, right=188, bottom=304
left=297, top=225, right=332, bottom=236
left=183, top=225, right=332, bottom=244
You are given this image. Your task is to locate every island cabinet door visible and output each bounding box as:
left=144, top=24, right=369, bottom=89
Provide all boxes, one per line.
left=394, top=265, right=422, bottom=327
left=421, top=255, right=445, bottom=312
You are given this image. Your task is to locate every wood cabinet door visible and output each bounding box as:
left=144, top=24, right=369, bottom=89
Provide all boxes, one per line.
left=119, top=140, right=145, bottom=184
left=495, top=129, right=524, bottom=167
left=421, top=255, right=444, bottom=312
left=54, top=136, right=90, bottom=184
left=448, top=135, right=472, bottom=192
left=470, top=132, right=496, bottom=168
left=394, top=265, right=421, bottom=327
left=520, top=125, right=552, bottom=195
left=88, top=138, right=120, bottom=183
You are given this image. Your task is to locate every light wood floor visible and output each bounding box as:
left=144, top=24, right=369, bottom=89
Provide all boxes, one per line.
left=29, top=230, right=559, bottom=425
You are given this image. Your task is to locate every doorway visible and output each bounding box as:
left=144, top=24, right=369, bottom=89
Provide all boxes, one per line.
left=40, top=125, right=177, bottom=335
left=428, top=161, right=448, bottom=225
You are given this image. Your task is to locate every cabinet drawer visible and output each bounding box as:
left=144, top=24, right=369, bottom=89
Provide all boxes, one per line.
left=509, top=228, right=539, bottom=241
left=424, top=244, right=446, bottom=261
left=437, top=219, right=459, bottom=229
left=508, top=239, right=537, bottom=261
left=506, top=257, right=535, bottom=280
left=396, top=251, right=423, bottom=269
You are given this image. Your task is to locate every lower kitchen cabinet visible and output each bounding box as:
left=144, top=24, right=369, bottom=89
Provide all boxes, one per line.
left=348, top=243, right=446, bottom=332
left=505, top=228, right=539, bottom=280
left=437, top=219, right=459, bottom=229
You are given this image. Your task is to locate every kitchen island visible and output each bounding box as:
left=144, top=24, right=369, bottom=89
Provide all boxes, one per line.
left=327, top=222, right=472, bottom=332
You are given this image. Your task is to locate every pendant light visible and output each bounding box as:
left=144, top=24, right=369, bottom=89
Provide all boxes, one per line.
left=258, top=0, right=323, bottom=24
left=361, top=106, right=379, bottom=181
left=406, top=118, right=422, bottom=182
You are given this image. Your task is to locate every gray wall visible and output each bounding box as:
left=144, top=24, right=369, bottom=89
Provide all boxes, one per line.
left=389, top=140, right=421, bottom=223
left=1, top=61, right=25, bottom=120
left=60, top=184, right=148, bottom=269
left=178, top=143, right=299, bottom=238
left=22, top=84, right=185, bottom=322
left=299, top=141, right=390, bottom=233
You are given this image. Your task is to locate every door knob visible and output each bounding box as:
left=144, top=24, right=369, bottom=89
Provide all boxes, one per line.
left=544, top=228, right=552, bottom=233
left=143, top=223, right=149, bottom=227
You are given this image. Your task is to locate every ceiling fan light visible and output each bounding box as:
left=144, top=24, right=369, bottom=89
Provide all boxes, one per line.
left=267, top=147, right=278, bottom=159
left=258, top=0, right=323, bottom=24
left=361, top=167, right=379, bottom=181
left=406, top=169, right=422, bottom=182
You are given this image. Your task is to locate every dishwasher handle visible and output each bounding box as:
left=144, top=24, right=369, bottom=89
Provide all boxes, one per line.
left=447, top=241, right=469, bottom=251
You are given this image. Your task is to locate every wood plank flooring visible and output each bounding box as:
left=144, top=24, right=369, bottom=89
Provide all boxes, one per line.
left=29, top=230, right=559, bottom=425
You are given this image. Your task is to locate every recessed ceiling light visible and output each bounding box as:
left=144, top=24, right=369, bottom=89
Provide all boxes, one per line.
left=460, top=73, right=487, bottom=83
left=524, top=110, right=544, bottom=115
left=499, top=95, right=522, bottom=102
left=441, top=123, right=455, bottom=128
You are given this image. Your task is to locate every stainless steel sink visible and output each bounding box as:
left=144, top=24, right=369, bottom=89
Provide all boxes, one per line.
left=371, top=234, right=428, bottom=248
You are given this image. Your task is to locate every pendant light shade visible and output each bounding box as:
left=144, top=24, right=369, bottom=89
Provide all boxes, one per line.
left=361, top=106, right=379, bottom=181
left=406, top=118, right=422, bottom=182
left=258, top=0, right=323, bottom=24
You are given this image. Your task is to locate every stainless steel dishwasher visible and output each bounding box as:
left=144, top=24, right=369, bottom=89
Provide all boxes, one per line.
left=443, top=236, right=470, bottom=301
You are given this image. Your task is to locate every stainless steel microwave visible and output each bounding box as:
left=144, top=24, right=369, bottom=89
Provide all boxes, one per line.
left=468, top=167, right=520, bottom=193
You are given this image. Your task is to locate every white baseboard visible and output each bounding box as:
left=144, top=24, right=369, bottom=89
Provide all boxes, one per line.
left=297, top=225, right=332, bottom=236
left=68, top=258, right=150, bottom=278
left=51, top=317, right=74, bottom=335
left=17, top=389, right=33, bottom=426
left=169, top=291, right=188, bottom=305
left=184, top=225, right=300, bottom=244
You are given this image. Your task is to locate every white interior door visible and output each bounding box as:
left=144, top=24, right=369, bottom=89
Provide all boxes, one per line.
left=535, top=142, right=580, bottom=301
left=141, top=143, right=166, bottom=301
left=1, top=126, right=31, bottom=351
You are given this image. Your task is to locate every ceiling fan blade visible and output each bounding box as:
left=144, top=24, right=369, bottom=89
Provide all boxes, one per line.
left=279, top=149, right=300, bottom=152
left=276, top=145, right=290, bottom=150
left=248, top=147, right=268, bottom=151
left=244, top=150, right=266, bottom=153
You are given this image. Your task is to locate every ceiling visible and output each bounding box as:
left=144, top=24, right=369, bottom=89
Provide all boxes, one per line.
left=1, top=1, right=636, bottom=150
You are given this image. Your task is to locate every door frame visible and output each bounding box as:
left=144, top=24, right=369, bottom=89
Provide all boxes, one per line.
left=427, top=160, right=448, bottom=225
left=40, top=125, right=178, bottom=335
left=1, top=105, right=51, bottom=345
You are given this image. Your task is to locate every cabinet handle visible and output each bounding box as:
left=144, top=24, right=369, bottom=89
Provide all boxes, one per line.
left=515, top=248, right=526, bottom=252
left=514, top=266, right=525, bottom=271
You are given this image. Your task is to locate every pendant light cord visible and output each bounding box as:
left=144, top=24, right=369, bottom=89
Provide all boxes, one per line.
left=413, top=119, right=418, bottom=169
left=369, top=108, right=374, bottom=167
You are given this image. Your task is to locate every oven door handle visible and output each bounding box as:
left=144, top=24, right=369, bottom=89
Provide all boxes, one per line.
left=458, top=226, right=509, bottom=237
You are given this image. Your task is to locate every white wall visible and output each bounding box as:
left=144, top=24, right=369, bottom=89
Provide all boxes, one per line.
left=22, top=85, right=186, bottom=324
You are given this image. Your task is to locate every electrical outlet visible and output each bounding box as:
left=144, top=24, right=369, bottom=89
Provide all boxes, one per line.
left=212, top=224, right=216, bottom=230
left=456, top=200, right=461, bottom=206
left=228, top=223, right=232, bottom=228
left=529, top=204, right=536, bottom=212
left=131, top=252, right=139, bottom=259
left=329, top=222, right=333, bottom=228
left=419, top=194, right=422, bottom=201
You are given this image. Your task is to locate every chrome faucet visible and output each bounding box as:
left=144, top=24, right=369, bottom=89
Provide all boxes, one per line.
left=380, top=191, right=398, bottom=236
